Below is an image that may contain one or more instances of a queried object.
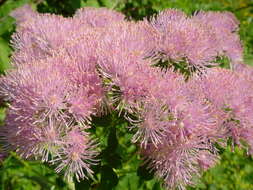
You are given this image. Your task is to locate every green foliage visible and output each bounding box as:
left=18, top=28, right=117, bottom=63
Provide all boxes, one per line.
left=0, top=37, right=11, bottom=73
left=76, top=113, right=164, bottom=190
left=1, top=0, right=253, bottom=190
left=0, top=152, right=69, bottom=190
left=188, top=147, right=253, bottom=190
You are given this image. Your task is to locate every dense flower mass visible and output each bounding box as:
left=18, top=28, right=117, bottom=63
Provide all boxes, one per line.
left=0, top=5, right=252, bottom=190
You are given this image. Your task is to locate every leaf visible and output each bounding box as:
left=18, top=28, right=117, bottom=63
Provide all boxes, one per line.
left=152, top=182, right=162, bottom=190
left=69, top=0, right=81, bottom=10
left=0, top=107, right=6, bottom=125
left=0, top=16, right=15, bottom=36
left=0, top=37, right=11, bottom=73
left=99, top=165, right=118, bottom=189
left=81, top=0, right=100, bottom=7
left=100, top=0, right=118, bottom=8
left=115, top=173, right=140, bottom=190
left=1, top=153, right=69, bottom=190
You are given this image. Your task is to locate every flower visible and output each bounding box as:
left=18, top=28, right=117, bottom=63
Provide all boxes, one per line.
left=0, top=51, right=103, bottom=180
left=191, top=68, right=253, bottom=152
left=142, top=130, right=218, bottom=190
left=55, top=128, right=98, bottom=181
left=192, top=11, right=243, bottom=65
left=10, top=4, right=37, bottom=24
left=150, top=8, right=187, bottom=32
left=96, top=21, right=159, bottom=112
left=151, top=9, right=219, bottom=71
left=73, top=7, right=125, bottom=27
left=3, top=6, right=253, bottom=189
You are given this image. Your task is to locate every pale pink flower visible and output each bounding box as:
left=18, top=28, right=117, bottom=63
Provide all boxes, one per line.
left=192, top=68, right=253, bottom=152
left=11, top=12, right=83, bottom=64
left=142, top=130, right=218, bottom=190
left=128, top=69, right=186, bottom=147
left=150, top=8, right=187, bottom=32
left=97, top=21, right=159, bottom=62
left=74, top=7, right=125, bottom=27
left=234, top=62, right=253, bottom=82
left=151, top=11, right=219, bottom=70
left=0, top=51, right=103, bottom=180
left=0, top=111, right=40, bottom=158
left=10, top=4, right=37, bottom=24
left=55, top=128, right=98, bottom=181
left=192, top=11, right=243, bottom=65
left=97, top=21, right=159, bottom=112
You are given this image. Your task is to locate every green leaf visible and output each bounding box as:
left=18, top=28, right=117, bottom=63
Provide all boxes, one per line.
left=152, top=182, right=163, bottom=190
left=115, top=173, right=139, bottom=190
left=100, top=0, right=117, bottom=8
left=0, top=37, right=11, bottom=73
left=0, top=16, right=15, bottom=36
left=0, top=107, right=6, bottom=125
left=81, top=0, right=100, bottom=8
left=69, top=0, right=81, bottom=10
left=99, top=165, right=118, bottom=189
left=1, top=153, right=69, bottom=190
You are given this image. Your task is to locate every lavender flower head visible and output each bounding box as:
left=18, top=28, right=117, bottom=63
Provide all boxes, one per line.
left=151, top=9, right=219, bottom=71
left=192, top=11, right=243, bottom=65
left=0, top=51, right=102, bottom=180
left=74, top=7, right=125, bottom=27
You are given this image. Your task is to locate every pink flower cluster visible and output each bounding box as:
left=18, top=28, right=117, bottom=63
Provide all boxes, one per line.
left=0, top=5, right=252, bottom=189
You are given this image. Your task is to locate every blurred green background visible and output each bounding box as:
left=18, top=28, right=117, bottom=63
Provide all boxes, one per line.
left=0, top=0, right=253, bottom=189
